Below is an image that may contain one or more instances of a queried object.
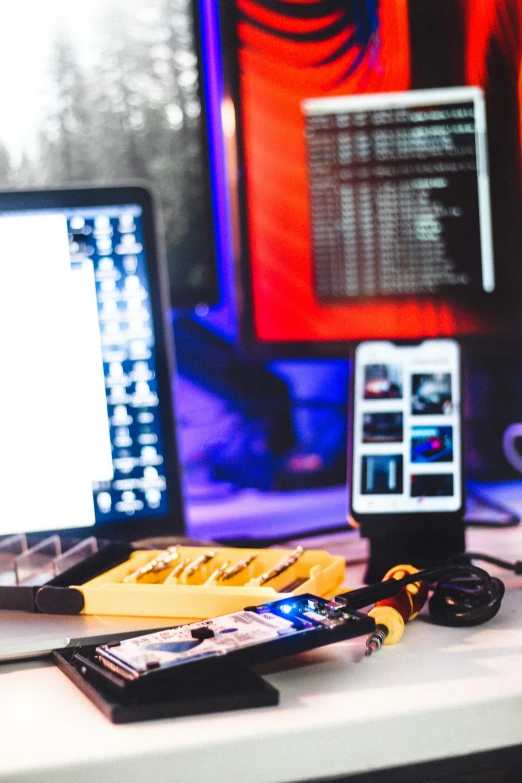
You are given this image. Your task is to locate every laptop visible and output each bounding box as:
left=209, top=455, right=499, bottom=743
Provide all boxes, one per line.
left=0, top=611, right=180, bottom=663
left=0, top=184, right=186, bottom=659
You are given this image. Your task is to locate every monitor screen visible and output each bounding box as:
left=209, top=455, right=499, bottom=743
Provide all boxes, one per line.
left=0, top=186, right=184, bottom=539
left=218, top=0, right=522, bottom=354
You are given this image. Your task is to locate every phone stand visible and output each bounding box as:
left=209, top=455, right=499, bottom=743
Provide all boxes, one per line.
left=361, top=517, right=466, bottom=583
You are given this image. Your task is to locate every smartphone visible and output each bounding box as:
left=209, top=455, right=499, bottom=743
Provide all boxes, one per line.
left=349, top=339, right=464, bottom=525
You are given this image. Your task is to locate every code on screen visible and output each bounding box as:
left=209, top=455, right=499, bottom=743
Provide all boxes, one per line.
left=303, top=87, right=494, bottom=303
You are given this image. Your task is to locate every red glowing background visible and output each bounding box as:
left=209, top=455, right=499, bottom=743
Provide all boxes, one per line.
left=230, top=0, right=522, bottom=347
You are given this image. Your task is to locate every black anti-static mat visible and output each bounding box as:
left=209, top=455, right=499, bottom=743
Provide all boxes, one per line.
left=53, top=646, right=279, bottom=724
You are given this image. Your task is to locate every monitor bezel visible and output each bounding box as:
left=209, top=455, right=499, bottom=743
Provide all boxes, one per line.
left=0, top=183, right=185, bottom=542
left=167, top=0, right=220, bottom=311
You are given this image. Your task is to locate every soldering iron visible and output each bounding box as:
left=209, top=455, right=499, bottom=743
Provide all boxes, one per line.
left=335, top=560, right=505, bottom=650
left=364, top=564, right=429, bottom=655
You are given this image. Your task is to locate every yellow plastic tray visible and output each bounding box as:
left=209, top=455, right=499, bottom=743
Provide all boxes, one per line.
left=76, top=545, right=346, bottom=618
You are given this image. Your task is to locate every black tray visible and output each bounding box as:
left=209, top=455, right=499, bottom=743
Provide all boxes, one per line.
left=53, top=646, right=279, bottom=724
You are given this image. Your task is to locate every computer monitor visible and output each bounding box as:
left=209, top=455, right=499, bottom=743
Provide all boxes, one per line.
left=215, top=0, right=522, bottom=355
left=0, top=185, right=185, bottom=540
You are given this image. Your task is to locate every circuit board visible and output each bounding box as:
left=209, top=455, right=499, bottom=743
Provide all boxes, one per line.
left=93, top=593, right=375, bottom=688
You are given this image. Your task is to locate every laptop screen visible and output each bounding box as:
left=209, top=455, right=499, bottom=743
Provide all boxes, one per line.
left=0, top=186, right=184, bottom=539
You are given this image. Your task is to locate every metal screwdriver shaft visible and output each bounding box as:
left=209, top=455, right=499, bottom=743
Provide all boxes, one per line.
left=365, top=624, right=388, bottom=656
left=364, top=565, right=430, bottom=656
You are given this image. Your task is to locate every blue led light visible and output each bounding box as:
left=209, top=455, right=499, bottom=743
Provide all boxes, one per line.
left=280, top=604, right=293, bottom=615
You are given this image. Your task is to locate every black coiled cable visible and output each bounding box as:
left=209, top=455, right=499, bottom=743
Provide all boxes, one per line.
left=337, top=562, right=505, bottom=627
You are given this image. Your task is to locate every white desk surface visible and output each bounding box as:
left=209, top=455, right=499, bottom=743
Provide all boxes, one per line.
left=1, top=524, right=521, bottom=783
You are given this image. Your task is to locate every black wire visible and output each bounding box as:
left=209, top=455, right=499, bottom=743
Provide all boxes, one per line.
left=450, top=551, right=522, bottom=575
left=337, top=563, right=505, bottom=628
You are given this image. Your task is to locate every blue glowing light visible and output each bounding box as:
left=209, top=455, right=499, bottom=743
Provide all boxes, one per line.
left=280, top=604, right=293, bottom=615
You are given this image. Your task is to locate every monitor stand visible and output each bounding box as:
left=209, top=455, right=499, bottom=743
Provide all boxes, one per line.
left=361, top=517, right=466, bottom=584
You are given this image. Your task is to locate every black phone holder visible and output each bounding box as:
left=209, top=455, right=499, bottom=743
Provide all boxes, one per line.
left=361, top=515, right=466, bottom=583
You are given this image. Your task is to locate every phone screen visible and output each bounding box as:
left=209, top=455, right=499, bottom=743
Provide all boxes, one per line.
left=350, top=340, right=462, bottom=517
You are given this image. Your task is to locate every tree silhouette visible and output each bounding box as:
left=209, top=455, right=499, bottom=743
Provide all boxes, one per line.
left=0, top=140, right=11, bottom=185
left=2, top=0, right=213, bottom=304
left=39, top=34, right=94, bottom=183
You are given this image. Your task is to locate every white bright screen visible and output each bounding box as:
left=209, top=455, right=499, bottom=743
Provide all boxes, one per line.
left=0, top=213, right=113, bottom=533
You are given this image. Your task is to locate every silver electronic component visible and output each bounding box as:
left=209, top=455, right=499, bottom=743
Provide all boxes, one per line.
left=184, top=551, right=217, bottom=578
left=163, top=556, right=193, bottom=583
left=204, top=561, right=231, bottom=585
left=123, top=546, right=179, bottom=583
left=220, top=554, right=259, bottom=581
left=251, top=546, right=304, bottom=586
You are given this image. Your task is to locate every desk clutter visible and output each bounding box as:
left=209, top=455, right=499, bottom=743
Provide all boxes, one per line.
left=0, top=530, right=511, bottom=731
left=0, top=536, right=346, bottom=618
left=0, top=529, right=512, bottom=728
left=49, top=552, right=510, bottom=725
left=53, top=593, right=374, bottom=723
